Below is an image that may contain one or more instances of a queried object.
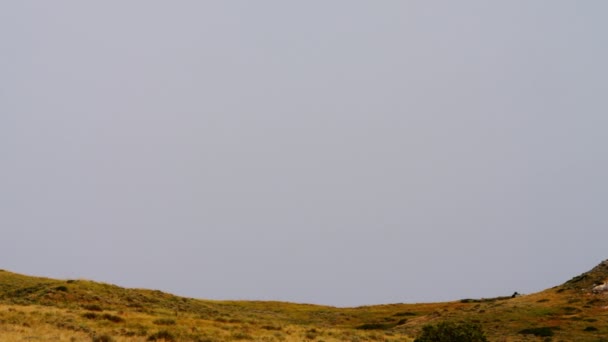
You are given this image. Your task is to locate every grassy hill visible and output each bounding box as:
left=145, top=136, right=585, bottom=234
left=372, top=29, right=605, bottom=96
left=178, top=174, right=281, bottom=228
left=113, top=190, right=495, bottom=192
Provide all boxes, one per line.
left=1, top=260, right=607, bottom=341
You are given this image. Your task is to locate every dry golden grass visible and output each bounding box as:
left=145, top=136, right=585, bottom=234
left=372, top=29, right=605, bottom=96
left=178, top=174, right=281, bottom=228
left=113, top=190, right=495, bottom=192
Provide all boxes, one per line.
left=1, top=261, right=608, bottom=341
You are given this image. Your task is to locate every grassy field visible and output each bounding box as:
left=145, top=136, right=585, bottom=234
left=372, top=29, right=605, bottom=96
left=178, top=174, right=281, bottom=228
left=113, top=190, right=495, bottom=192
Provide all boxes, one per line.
left=1, top=260, right=607, bottom=341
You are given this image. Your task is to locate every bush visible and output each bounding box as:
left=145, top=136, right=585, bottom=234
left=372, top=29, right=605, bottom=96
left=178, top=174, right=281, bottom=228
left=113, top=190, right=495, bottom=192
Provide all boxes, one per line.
left=356, top=323, right=395, bottom=330
left=518, top=327, right=555, bottom=337
left=231, top=332, right=253, bottom=340
left=82, top=312, right=98, bottom=319
left=83, top=304, right=103, bottom=312
left=153, top=318, right=176, bottom=325
left=92, top=334, right=115, bottom=342
left=460, top=299, right=479, bottom=304
left=414, top=321, right=488, bottom=342
left=147, top=330, right=175, bottom=341
left=261, top=325, right=282, bottom=331
left=55, top=286, right=68, bottom=292
left=562, top=306, right=581, bottom=313
left=304, top=330, right=317, bottom=340
left=101, top=314, right=125, bottom=323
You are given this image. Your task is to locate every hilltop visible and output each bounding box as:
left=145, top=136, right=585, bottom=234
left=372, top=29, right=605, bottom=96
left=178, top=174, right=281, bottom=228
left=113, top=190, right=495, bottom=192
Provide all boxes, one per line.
left=1, top=260, right=607, bottom=341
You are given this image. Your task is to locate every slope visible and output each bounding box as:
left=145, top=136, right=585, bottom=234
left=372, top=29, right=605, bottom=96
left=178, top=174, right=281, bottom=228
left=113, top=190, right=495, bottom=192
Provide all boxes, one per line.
left=0, top=260, right=607, bottom=341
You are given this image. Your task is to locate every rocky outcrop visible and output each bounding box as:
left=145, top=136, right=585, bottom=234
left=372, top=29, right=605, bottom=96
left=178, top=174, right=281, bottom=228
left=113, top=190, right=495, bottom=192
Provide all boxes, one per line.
left=592, top=282, right=608, bottom=293
left=561, top=259, right=608, bottom=292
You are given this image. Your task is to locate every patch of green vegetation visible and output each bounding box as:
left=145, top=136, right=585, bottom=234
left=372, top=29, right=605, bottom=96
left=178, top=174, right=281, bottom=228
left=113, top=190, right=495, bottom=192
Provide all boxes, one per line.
left=561, top=306, right=582, bottom=314
left=304, top=328, right=318, bottom=340
left=261, top=325, right=282, bottom=330
left=92, top=334, right=115, bottom=342
left=518, top=327, right=557, bottom=337
left=101, top=313, right=124, bottom=323
left=231, top=331, right=253, bottom=340
left=83, top=304, right=103, bottom=311
left=414, top=321, right=488, bottom=342
left=566, top=274, right=588, bottom=285
left=527, top=307, right=556, bottom=317
left=55, top=285, right=68, bottom=292
left=153, top=318, right=176, bottom=325
left=356, top=322, right=396, bottom=330
left=83, top=312, right=98, bottom=319
left=460, top=296, right=511, bottom=304
left=460, top=299, right=479, bottom=303
left=147, top=330, right=175, bottom=341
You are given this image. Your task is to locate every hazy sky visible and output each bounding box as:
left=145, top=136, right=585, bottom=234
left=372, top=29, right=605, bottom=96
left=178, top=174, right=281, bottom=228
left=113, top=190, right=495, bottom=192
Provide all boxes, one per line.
left=2, top=1, right=607, bottom=307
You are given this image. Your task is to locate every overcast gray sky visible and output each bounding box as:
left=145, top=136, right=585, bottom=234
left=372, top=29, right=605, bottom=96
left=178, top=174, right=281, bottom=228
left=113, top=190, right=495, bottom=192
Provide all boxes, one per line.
left=1, top=1, right=607, bottom=307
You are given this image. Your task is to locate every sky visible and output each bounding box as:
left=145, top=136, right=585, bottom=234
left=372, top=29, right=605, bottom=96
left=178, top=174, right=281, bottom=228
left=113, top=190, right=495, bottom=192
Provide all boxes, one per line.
left=1, top=1, right=607, bottom=307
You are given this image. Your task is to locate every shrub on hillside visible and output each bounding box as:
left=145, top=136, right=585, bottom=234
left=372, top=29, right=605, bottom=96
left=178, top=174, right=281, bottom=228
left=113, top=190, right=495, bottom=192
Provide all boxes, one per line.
left=147, top=330, right=175, bottom=341
left=356, top=323, right=395, bottom=330
left=518, top=327, right=555, bottom=337
left=83, top=304, right=103, bottom=311
left=92, top=334, right=115, bottom=342
left=82, top=312, right=98, bottom=320
left=101, top=313, right=125, bottom=323
left=414, top=321, right=488, bottom=342
left=153, top=318, right=176, bottom=325
left=55, top=286, right=68, bottom=292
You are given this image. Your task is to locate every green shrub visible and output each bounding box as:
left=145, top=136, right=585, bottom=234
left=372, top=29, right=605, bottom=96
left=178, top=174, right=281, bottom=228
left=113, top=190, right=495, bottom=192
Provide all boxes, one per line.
left=460, top=299, right=479, bottom=304
left=82, top=312, right=98, bottom=319
left=231, top=332, right=253, bottom=340
left=261, top=325, right=282, bottom=331
left=414, top=321, right=488, bottom=342
left=356, top=323, right=395, bottom=330
left=101, top=314, right=125, bottom=323
left=562, top=306, right=581, bottom=313
left=92, top=334, right=115, bottom=342
left=83, top=304, right=103, bottom=312
left=518, top=327, right=555, bottom=337
left=304, top=328, right=318, bottom=340
left=147, top=330, right=176, bottom=341
left=55, top=286, right=68, bottom=292
left=153, top=318, right=176, bottom=325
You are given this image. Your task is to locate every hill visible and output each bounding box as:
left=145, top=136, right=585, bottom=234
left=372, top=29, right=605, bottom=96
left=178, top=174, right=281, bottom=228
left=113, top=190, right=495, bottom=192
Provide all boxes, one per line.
left=1, top=260, right=607, bottom=341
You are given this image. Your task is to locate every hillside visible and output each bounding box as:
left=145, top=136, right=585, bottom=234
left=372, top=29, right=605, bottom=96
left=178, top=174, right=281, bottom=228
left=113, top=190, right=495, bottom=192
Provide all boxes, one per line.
left=1, top=260, right=607, bottom=341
